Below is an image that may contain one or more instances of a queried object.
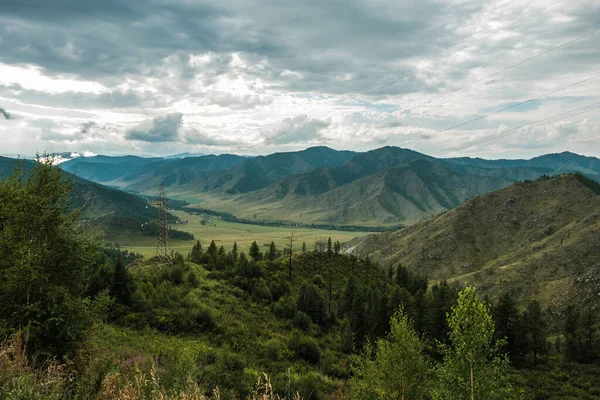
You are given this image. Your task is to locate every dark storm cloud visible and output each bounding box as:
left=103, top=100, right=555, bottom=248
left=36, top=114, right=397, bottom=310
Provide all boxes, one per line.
left=125, top=113, right=183, bottom=142
left=0, top=0, right=482, bottom=94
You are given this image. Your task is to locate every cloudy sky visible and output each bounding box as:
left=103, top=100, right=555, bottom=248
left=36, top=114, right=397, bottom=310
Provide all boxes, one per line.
left=0, top=0, right=599, bottom=159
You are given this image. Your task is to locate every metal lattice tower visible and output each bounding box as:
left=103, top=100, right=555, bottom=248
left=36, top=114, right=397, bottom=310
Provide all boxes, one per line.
left=156, top=182, right=171, bottom=262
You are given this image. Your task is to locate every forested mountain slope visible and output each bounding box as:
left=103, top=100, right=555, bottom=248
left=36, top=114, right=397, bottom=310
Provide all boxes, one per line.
left=350, top=174, right=600, bottom=308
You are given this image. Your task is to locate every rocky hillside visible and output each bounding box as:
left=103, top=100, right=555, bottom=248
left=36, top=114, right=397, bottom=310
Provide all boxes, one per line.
left=350, top=174, right=600, bottom=308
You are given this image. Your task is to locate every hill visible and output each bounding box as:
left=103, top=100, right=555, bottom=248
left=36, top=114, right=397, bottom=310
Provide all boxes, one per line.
left=350, top=174, right=600, bottom=308
left=0, top=156, right=174, bottom=238
left=60, top=155, right=163, bottom=183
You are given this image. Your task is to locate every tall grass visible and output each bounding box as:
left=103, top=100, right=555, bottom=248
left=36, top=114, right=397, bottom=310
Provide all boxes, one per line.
left=0, top=333, right=302, bottom=399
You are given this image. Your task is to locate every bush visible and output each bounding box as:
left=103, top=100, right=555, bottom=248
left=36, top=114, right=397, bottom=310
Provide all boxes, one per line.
left=251, top=278, right=273, bottom=303
left=289, top=335, right=321, bottom=364
left=272, top=296, right=296, bottom=319
left=297, top=283, right=327, bottom=325
left=293, top=311, right=312, bottom=331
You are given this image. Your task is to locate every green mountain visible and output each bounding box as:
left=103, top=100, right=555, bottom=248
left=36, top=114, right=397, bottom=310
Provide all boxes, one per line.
left=61, top=155, right=162, bottom=183
left=350, top=174, right=600, bottom=308
left=0, top=156, right=161, bottom=237
left=222, top=147, right=555, bottom=225
left=59, top=147, right=600, bottom=228
left=446, top=151, right=600, bottom=180
left=62, top=147, right=357, bottom=196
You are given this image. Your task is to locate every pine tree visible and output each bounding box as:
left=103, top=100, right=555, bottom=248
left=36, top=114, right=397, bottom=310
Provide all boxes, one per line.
left=493, top=292, right=527, bottom=363
left=249, top=241, right=261, bottom=261
left=111, top=250, right=133, bottom=306
left=434, top=287, right=516, bottom=400
left=268, top=241, right=277, bottom=261
left=524, top=300, right=547, bottom=365
left=302, top=241, right=306, bottom=253
left=327, top=237, right=333, bottom=258
left=207, top=240, right=217, bottom=258
left=334, top=240, right=341, bottom=255
left=232, top=241, right=238, bottom=261
left=340, top=318, right=354, bottom=353
left=190, top=240, right=203, bottom=263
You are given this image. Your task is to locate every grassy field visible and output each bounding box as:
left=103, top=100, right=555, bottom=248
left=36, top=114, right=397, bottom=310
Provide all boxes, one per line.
left=118, top=209, right=370, bottom=258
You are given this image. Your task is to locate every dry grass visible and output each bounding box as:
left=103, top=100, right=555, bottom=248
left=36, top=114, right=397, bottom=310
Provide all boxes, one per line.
left=0, top=333, right=302, bottom=400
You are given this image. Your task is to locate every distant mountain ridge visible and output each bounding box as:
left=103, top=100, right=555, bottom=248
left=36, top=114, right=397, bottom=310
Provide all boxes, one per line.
left=59, top=146, right=600, bottom=227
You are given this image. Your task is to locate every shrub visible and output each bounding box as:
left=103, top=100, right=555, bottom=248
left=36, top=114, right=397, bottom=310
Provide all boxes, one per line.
left=289, top=335, right=321, bottom=364
left=293, top=311, right=312, bottom=331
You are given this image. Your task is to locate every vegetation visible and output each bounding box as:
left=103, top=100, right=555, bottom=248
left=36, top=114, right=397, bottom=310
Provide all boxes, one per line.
left=1, top=158, right=599, bottom=399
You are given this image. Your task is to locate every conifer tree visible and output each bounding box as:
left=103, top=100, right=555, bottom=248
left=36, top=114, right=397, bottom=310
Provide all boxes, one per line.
left=302, top=241, right=306, bottom=253
left=111, top=250, right=133, bottom=306
left=249, top=241, right=261, bottom=261
left=190, top=240, right=203, bottom=263
left=268, top=241, right=277, bottom=260
left=232, top=241, right=238, bottom=261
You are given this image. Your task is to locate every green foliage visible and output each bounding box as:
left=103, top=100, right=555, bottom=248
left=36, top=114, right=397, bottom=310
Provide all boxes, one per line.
left=249, top=241, right=262, bottom=261
left=0, top=157, right=99, bottom=357
left=289, top=335, right=321, bottom=364
left=433, top=287, right=517, bottom=400
left=297, top=283, right=327, bottom=326
left=350, top=308, right=431, bottom=399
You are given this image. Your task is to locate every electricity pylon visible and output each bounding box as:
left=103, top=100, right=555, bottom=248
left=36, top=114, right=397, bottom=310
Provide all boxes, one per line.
left=151, top=182, right=171, bottom=262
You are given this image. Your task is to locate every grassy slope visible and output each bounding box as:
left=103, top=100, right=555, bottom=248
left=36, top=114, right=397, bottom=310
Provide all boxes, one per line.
left=351, top=174, right=600, bottom=308
left=91, top=252, right=389, bottom=398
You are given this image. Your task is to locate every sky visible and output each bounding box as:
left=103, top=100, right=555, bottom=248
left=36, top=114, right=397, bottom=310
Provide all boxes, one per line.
left=0, top=0, right=599, bottom=159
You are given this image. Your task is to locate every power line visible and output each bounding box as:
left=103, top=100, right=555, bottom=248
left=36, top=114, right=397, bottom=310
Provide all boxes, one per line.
left=435, top=101, right=600, bottom=155
left=374, top=26, right=600, bottom=127
left=365, top=0, right=564, bottom=96
left=441, top=73, right=600, bottom=132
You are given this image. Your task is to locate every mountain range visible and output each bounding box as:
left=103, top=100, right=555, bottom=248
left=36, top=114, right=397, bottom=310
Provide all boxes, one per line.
left=349, top=173, right=600, bottom=309
left=59, top=146, right=600, bottom=227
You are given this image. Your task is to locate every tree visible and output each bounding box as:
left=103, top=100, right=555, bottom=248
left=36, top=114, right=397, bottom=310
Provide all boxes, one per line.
left=340, top=318, right=354, bottom=353
left=350, top=308, right=431, bottom=400
left=0, top=156, right=98, bottom=357
left=523, top=300, right=547, bottom=365
left=110, top=250, right=133, bottom=306
left=334, top=240, right=341, bottom=255
left=302, top=241, right=306, bottom=254
left=207, top=240, right=218, bottom=259
left=232, top=241, right=238, bottom=261
left=267, top=241, right=277, bottom=261
left=296, top=283, right=327, bottom=325
left=327, top=237, right=332, bottom=258
left=249, top=241, right=262, bottom=261
left=492, top=292, right=527, bottom=363
left=190, top=240, right=203, bottom=263
left=434, top=287, right=516, bottom=400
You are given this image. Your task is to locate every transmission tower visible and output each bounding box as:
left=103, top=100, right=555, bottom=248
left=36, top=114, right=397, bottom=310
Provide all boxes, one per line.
left=155, top=182, right=171, bottom=262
